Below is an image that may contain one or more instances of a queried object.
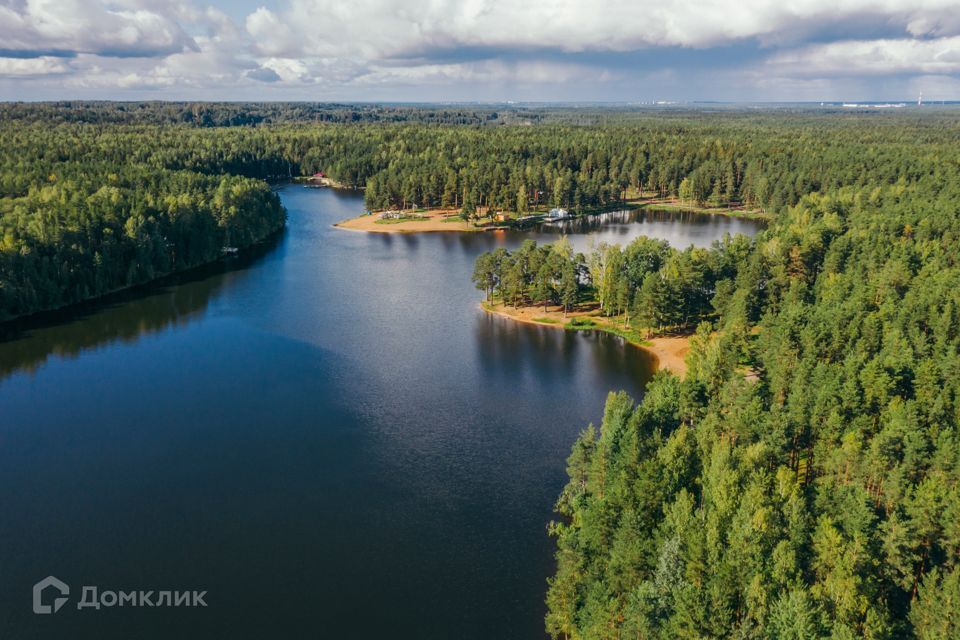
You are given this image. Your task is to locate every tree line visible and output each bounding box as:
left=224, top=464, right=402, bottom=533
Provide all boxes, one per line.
left=0, top=101, right=520, bottom=127
left=6, top=104, right=956, bottom=219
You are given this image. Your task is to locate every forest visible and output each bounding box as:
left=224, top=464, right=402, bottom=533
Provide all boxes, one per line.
left=0, top=113, right=292, bottom=320
left=0, top=101, right=523, bottom=127
left=525, top=148, right=960, bottom=637
left=7, top=102, right=926, bottom=320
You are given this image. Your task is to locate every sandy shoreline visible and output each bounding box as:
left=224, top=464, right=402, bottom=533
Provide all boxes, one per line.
left=481, top=302, right=689, bottom=378
left=335, top=209, right=482, bottom=233
left=333, top=194, right=767, bottom=235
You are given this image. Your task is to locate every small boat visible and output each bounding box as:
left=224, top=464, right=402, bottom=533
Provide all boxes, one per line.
left=221, top=246, right=239, bottom=255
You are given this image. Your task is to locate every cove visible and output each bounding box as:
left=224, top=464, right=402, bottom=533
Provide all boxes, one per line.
left=0, top=185, right=764, bottom=639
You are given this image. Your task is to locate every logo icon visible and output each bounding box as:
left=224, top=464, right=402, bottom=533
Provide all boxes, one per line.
left=33, top=576, right=70, bottom=614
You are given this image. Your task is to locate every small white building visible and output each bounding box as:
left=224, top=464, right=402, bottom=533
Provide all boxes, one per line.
left=547, top=207, right=569, bottom=220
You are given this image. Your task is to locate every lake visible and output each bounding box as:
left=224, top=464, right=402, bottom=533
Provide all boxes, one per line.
left=0, top=186, right=764, bottom=639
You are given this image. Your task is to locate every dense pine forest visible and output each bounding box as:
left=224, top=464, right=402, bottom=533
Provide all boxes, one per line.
left=0, top=106, right=296, bottom=321
left=513, top=135, right=960, bottom=637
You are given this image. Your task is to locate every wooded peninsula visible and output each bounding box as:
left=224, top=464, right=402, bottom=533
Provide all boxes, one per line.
left=2, top=102, right=959, bottom=638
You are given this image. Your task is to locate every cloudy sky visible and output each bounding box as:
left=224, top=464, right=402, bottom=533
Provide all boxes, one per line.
left=1, top=0, right=958, bottom=102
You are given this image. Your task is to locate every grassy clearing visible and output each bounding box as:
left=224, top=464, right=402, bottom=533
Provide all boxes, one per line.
left=600, top=323, right=652, bottom=346
left=565, top=317, right=597, bottom=329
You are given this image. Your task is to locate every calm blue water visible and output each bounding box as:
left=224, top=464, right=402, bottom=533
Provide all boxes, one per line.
left=0, top=186, right=762, bottom=639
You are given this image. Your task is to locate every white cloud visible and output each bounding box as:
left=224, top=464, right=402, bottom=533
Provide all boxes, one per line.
left=245, top=7, right=297, bottom=57
left=768, top=36, right=960, bottom=76
left=261, top=57, right=312, bottom=82
left=0, top=56, right=69, bottom=76
left=244, top=0, right=960, bottom=57
left=0, top=0, right=197, bottom=57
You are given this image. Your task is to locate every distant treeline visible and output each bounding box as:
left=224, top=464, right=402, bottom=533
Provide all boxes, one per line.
left=359, top=117, right=960, bottom=216
left=7, top=106, right=957, bottom=219
left=0, top=101, right=523, bottom=127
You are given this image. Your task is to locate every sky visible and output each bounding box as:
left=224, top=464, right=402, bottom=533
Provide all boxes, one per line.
left=1, top=0, right=958, bottom=102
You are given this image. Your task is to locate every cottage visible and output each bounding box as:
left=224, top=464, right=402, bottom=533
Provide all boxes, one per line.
left=547, top=207, right=569, bottom=220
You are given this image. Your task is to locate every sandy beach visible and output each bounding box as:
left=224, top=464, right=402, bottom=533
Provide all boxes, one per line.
left=482, top=302, right=690, bottom=377
left=335, top=209, right=482, bottom=233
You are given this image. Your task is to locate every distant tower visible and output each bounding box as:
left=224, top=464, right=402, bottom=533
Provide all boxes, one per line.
left=918, top=92, right=923, bottom=106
